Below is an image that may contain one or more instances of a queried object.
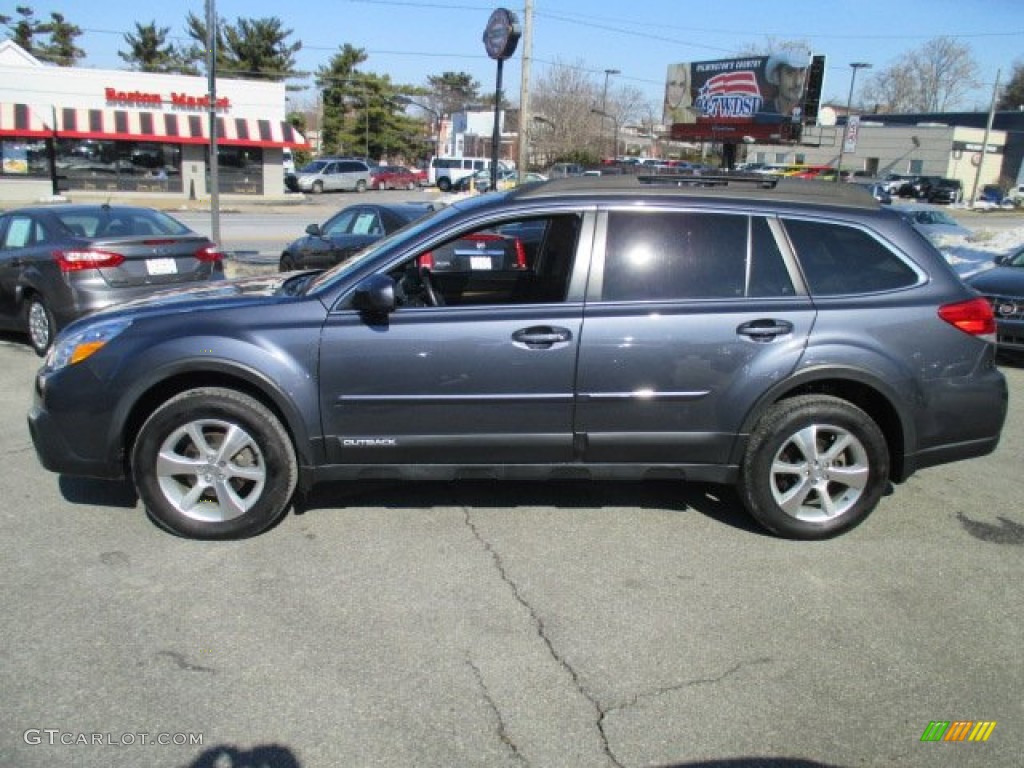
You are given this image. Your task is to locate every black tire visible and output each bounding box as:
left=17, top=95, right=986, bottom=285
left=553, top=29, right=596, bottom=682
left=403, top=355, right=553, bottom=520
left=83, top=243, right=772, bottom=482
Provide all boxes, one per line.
left=131, top=388, right=298, bottom=540
left=738, top=395, right=889, bottom=540
left=355, top=179, right=367, bottom=193
left=311, top=180, right=324, bottom=194
left=279, top=254, right=296, bottom=272
left=437, top=177, right=451, bottom=192
left=25, top=294, right=55, bottom=356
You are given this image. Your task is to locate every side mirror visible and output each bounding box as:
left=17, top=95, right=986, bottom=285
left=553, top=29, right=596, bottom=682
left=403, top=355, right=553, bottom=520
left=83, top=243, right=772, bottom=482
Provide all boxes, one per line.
left=993, top=254, right=1008, bottom=266
left=305, top=223, right=322, bottom=237
left=352, top=273, right=397, bottom=314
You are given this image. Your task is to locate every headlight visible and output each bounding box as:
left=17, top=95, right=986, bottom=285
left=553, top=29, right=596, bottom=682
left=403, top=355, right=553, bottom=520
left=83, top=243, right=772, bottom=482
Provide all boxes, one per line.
left=47, top=317, right=133, bottom=371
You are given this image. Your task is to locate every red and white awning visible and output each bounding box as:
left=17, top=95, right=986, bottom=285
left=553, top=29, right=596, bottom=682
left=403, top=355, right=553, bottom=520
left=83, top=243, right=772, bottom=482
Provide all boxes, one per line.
left=0, top=103, right=306, bottom=149
left=55, top=107, right=307, bottom=148
left=0, top=103, right=53, bottom=138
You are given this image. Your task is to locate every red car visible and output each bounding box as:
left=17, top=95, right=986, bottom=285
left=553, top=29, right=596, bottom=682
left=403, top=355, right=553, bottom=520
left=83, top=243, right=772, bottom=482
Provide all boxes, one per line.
left=369, top=165, right=419, bottom=190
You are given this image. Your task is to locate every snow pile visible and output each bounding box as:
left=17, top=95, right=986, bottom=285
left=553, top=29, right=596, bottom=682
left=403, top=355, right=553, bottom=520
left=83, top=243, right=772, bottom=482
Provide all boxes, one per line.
left=936, top=224, right=1024, bottom=278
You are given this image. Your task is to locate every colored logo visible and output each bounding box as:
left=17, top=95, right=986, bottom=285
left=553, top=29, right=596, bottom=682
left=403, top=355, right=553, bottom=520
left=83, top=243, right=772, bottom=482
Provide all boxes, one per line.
left=695, top=72, right=763, bottom=118
left=920, top=721, right=996, bottom=742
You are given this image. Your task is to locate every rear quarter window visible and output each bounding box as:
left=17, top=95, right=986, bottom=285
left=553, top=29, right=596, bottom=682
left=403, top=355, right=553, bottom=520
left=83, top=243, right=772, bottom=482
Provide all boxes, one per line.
left=782, top=219, right=919, bottom=295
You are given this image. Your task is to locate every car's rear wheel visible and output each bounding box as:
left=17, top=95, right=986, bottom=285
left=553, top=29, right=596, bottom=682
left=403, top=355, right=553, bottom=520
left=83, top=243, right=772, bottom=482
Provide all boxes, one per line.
left=406, top=181, right=416, bottom=190
left=738, top=395, right=889, bottom=540
left=437, top=177, right=451, bottom=192
left=25, top=294, right=55, bottom=356
left=132, top=388, right=298, bottom=540
left=355, top=179, right=367, bottom=193
left=279, top=254, right=296, bottom=272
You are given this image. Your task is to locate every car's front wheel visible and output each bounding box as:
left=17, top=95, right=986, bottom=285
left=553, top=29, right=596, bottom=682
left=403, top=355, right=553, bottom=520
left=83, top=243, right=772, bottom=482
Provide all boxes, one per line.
left=132, top=388, right=298, bottom=540
left=738, top=395, right=889, bottom=540
left=25, top=294, right=55, bottom=356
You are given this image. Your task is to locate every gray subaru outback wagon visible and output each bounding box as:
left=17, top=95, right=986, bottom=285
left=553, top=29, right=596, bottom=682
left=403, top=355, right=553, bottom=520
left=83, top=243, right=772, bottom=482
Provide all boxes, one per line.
left=28, top=176, right=1008, bottom=540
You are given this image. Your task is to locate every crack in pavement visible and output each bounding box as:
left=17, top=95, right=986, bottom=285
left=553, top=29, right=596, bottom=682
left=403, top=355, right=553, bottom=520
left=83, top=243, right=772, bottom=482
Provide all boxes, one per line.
left=463, top=510, right=778, bottom=767
left=602, top=657, right=775, bottom=718
left=463, top=509, right=625, bottom=768
left=467, top=654, right=529, bottom=766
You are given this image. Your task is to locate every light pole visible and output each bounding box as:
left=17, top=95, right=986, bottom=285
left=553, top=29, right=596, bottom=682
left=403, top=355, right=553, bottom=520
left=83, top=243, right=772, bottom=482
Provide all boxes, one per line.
left=600, top=68, right=620, bottom=160
left=591, top=109, right=619, bottom=161
left=391, top=95, right=442, bottom=159
left=835, top=62, right=871, bottom=182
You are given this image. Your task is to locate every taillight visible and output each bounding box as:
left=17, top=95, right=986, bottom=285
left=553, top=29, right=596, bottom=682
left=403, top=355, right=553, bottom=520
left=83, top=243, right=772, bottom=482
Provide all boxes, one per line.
left=195, top=244, right=224, bottom=262
left=461, top=233, right=528, bottom=269
left=938, top=297, right=996, bottom=337
left=54, top=249, right=125, bottom=272
left=512, top=238, right=526, bottom=269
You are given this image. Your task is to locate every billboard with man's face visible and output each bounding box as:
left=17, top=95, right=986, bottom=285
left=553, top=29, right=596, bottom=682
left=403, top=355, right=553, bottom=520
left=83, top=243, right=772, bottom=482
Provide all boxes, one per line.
left=663, top=52, right=824, bottom=143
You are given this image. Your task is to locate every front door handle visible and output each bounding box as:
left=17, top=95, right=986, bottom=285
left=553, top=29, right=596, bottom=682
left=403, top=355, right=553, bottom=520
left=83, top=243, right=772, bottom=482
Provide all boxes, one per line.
left=512, top=326, right=572, bottom=348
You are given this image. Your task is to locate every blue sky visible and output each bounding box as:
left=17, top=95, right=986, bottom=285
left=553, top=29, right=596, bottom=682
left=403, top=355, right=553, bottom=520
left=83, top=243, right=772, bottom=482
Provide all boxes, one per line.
left=18, top=0, right=1024, bottom=112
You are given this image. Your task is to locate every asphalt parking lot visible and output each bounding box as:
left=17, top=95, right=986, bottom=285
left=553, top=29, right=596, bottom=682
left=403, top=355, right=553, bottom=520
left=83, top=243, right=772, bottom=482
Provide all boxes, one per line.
left=1, top=312, right=1022, bottom=767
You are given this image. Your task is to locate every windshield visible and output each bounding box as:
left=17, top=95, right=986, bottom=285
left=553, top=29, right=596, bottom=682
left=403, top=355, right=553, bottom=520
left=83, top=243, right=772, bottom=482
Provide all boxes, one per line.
left=299, top=160, right=329, bottom=173
left=305, top=202, right=464, bottom=293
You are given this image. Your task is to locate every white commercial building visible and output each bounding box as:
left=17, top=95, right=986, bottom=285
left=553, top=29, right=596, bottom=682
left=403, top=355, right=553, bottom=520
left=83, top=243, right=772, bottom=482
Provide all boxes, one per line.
left=0, top=40, right=306, bottom=203
left=743, top=122, right=1007, bottom=196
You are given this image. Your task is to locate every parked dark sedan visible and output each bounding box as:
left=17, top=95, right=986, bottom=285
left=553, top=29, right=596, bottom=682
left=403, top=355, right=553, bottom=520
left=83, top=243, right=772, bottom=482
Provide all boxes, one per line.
left=0, top=203, right=224, bottom=354
left=279, top=202, right=440, bottom=271
left=965, top=246, right=1024, bottom=357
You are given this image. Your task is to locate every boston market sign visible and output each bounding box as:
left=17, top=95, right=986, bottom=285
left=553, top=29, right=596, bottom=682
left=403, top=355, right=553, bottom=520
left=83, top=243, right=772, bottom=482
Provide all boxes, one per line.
left=104, top=86, right=231, bottom=112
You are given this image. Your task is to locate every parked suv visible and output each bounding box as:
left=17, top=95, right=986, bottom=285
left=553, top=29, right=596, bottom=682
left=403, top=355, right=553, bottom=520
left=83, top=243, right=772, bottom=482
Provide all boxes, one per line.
left=927, top=177, right=963, bottom=204
left=28, top=176, right=1007, bottom=541
left=285, top=157, right=371, bottom=194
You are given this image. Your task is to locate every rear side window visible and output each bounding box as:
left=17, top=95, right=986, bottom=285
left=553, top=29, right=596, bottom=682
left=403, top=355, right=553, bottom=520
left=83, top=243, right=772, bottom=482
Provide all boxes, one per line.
left=782, top=219, right=918, bottom=295
left=600, top=211, right=795, bottom=301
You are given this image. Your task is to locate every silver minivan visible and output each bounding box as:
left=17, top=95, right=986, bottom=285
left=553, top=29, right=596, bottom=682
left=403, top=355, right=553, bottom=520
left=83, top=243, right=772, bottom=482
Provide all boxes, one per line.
left=286, top=158, right=371, bottom=194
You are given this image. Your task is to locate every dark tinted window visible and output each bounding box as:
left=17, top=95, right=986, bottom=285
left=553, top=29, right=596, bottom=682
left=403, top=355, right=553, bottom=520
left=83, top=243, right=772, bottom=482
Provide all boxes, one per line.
left=783, top=219, right=918, bottom=295
left=601, top=211, right=794, bottom=301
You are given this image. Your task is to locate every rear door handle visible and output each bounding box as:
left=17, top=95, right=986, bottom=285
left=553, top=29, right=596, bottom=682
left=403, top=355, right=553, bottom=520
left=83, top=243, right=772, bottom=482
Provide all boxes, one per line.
left=737, top=318, right=793, bottom=342
left=512, top=326, right=572, bottom=348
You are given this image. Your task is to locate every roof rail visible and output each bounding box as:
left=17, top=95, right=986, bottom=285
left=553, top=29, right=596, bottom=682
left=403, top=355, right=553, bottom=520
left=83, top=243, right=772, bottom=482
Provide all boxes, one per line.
left=635, top=173, right=779, bottom=189
left=511, top=174, right=879, bottom=208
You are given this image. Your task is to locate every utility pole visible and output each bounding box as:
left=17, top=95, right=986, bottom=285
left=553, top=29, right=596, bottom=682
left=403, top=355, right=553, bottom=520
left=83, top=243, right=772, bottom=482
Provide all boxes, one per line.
left=205, top=0, right=221, bottom=245
left=516, top=0, right=533, bottom=180
left=970, top=69, right=1000, bottom=206
left=600, top=68, right=620, bottom=160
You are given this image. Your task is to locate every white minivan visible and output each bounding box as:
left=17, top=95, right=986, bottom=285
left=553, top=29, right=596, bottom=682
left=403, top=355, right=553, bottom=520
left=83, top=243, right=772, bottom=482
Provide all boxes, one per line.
left=428, top=156, right=512, bottom=191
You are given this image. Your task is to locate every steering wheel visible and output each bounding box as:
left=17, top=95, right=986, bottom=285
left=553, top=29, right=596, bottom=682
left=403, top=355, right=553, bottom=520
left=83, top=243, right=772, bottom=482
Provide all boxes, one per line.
left=419, top=267, right=444, bottom=307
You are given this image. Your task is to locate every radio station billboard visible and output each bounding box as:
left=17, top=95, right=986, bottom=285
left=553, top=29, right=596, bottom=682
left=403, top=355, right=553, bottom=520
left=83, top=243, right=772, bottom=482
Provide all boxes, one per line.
left=664, top=53, right=826, bottom=143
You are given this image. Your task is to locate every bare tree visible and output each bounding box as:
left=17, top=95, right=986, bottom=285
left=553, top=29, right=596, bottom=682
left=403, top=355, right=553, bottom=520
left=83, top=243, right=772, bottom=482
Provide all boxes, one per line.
left=529, top=59, right=604, bottom=162
left=861, top=36, right=979, bottom=112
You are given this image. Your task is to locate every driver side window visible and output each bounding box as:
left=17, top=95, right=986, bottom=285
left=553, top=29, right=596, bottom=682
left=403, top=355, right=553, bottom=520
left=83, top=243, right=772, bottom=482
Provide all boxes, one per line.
left=388, top=214, right=582, bottom=309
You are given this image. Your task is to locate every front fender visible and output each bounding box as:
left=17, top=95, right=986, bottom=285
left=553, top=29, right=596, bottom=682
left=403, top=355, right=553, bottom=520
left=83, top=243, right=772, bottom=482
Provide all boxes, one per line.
left=102, top=333, right=323, bottom=476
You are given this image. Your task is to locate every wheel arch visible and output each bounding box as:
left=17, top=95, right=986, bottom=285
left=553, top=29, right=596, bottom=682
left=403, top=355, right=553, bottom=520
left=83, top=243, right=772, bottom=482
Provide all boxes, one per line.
left=732, top=366, right=912, bottom=483
left=118, top=362, right=320, bottom=488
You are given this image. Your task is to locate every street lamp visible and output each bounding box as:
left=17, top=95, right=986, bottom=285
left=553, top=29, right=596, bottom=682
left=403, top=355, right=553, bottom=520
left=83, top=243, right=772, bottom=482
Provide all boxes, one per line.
left=591, top=109, right=619, bottom=160
left=600, top=68, right=620, bottom=160
left=835, top=62, right=871, bottom=182
left=391, top=95, right=442, bottom=158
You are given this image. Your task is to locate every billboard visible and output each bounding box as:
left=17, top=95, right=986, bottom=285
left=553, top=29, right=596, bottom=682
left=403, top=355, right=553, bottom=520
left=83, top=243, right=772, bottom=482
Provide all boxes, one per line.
left=664, top=52, right=825, bottom=143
